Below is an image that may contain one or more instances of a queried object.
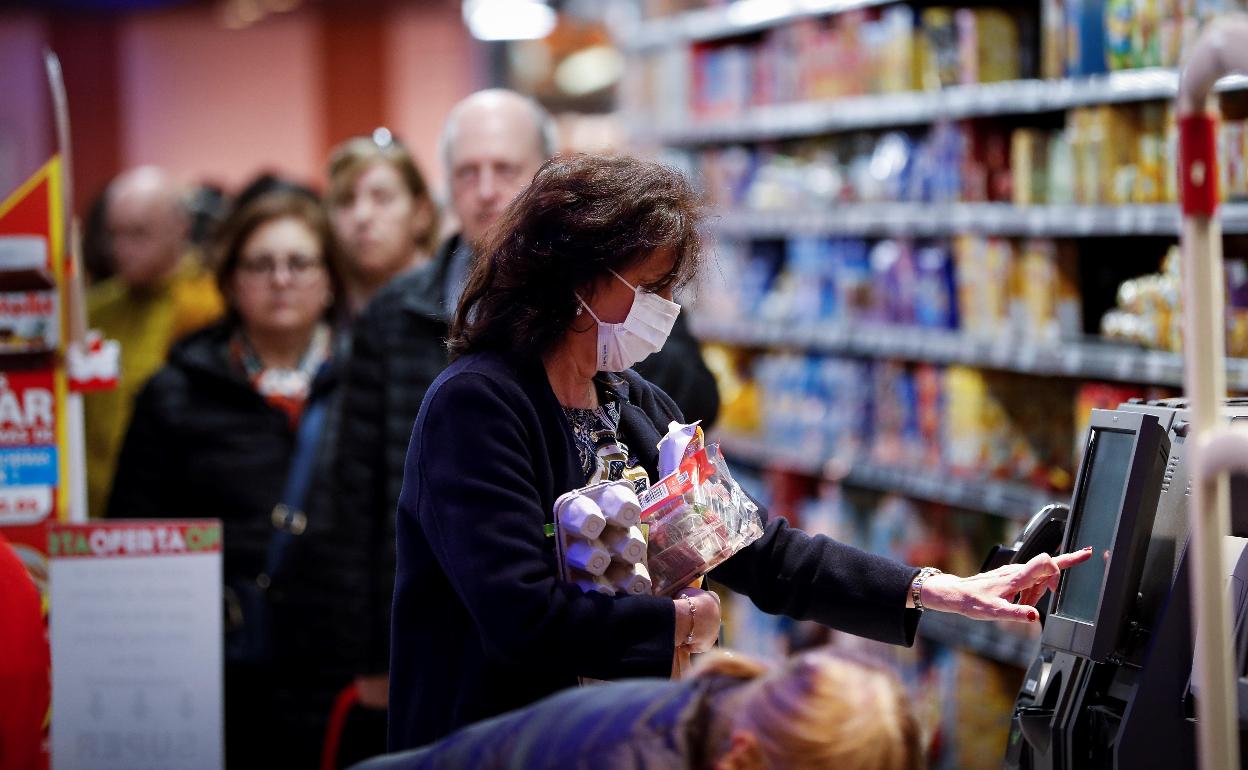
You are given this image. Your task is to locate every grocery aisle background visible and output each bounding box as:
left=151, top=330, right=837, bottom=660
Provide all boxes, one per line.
left=620, top=0, right=1248, bottom=767
left=6, top=0, right=1248, bottom=766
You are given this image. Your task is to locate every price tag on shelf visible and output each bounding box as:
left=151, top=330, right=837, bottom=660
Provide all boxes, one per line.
left=1026, top=208, right=1047, bottom=234
left=983, top=485, right=1005, bottom=512
left=938, top=332, right=962, bottom=361
left=982, top=205, right=1005, bottom=233
left=1230, top=360, right=1248, bottom=390
left=845, top=207, right=868, bottom=233
left=1075, top=208, right=1096, bottom=234
left=1062, top=345, right=1085, bottom=373
left=956, top=336, right=977, bottom=363
left=1115, top=207, right=1135, bottom=233
left=1115, top=353, right=1136, bottom=380
left=1017, top=342, right=1038, bottom=371
left=989, top=336, right=1014, bottom=366
left=946, top=479, right=968, bottom=503
left=1143, top=353, right=1166, bottom=383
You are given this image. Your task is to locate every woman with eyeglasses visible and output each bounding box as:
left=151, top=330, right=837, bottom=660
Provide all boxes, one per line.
left=109, top=190, right=364, bottom=769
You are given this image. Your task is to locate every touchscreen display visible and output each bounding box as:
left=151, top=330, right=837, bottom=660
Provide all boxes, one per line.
left=1055, top=429, right=1135, bottom=623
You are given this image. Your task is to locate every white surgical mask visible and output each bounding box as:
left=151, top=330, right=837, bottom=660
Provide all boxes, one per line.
left=577, top=270, right=681, bottom=372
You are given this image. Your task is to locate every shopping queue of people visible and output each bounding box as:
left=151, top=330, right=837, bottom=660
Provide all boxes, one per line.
left=81, top=88, right=1091, bottom=770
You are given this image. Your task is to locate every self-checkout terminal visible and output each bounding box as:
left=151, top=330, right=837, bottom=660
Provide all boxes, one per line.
left=999, top=398, right=1248, bottom=769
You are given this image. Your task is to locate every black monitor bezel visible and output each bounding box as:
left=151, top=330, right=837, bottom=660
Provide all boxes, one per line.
left=1043, top=409, right=1168, bottom=662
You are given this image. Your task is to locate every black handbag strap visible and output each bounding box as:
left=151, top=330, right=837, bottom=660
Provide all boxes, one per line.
left=259, top=396, right=329, bottom=587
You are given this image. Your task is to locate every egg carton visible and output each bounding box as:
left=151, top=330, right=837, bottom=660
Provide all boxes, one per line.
left=553, top=479, right=652, bottom=596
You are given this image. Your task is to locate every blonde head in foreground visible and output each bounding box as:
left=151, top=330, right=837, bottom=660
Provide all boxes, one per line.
left=699, top=648, right=924, bottom=770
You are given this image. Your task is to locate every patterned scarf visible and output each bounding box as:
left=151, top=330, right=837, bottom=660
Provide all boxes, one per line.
left=231, top=323, right=332, bottom=427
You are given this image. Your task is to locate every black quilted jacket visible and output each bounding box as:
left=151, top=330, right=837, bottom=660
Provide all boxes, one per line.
left=108, top=320, right=364, bottom=767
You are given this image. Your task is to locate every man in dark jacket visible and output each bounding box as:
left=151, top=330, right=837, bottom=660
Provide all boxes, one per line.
left=336, top=90, right=720, bottom=719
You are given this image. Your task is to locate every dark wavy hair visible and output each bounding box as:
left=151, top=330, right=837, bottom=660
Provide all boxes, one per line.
left=448, top=154, right=705, bottom=361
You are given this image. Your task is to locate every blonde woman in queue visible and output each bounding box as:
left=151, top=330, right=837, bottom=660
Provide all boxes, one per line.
left=327, top=132, right=441, bottom=317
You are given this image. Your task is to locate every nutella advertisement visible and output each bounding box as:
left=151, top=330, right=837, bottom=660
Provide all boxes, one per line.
left=0, top=221, right=58, bottom=354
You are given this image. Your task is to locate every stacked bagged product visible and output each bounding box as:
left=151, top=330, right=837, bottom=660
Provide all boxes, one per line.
left=639, top=423, right=766, bottom=596
left=1099, top=244, right=1248, bottom=357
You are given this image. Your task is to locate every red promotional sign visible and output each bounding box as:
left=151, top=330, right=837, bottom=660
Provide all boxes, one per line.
left=0, top=158, right=68, bottom=602
left=48, top=520, right=223, bottom=560
left=0, top=369, right=57, bottom=447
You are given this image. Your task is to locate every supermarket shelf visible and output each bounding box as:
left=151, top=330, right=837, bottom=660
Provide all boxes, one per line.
left=619, top=0, right=898, bottom=51
left=638, top=69, right=1248, bottom=144
left=691, top=317, right=1248, bottom=389
left=710, top=203, right=1248, bottom=238
left=716, top=432, right=1047, bottom=664
left=918, top=611, right=1041, bottom=668
left=716, top=432, right=1058, bottom=520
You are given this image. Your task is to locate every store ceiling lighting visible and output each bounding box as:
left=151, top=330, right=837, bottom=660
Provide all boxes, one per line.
left=463, top=0, right=557, bottom=42
left=554, top=44, right=623, bottom=96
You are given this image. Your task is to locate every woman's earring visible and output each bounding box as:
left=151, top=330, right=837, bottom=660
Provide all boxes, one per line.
left=576, top=306, right=584, bottom=316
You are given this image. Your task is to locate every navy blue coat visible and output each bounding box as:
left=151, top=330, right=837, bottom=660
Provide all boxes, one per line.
left=357, top=673, right=743, bottom=770
left=388, top=351, right=921, bottom=750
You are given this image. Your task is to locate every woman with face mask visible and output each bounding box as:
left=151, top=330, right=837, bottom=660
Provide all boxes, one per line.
left=387, top=154, right=1091, bottom=752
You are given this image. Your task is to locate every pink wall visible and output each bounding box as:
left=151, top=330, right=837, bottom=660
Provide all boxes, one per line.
left=117, top=6, right=325, bottom=191
left=0, top=3, right=481, bottom=207
left=386, top=3, right=485, bottom=194
left=0, top=14, right=54, bottom=198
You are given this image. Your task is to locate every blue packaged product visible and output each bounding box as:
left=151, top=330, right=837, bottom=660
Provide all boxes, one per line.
left=819, top=238, right=839, bottom=322
left=898, top=365, right=922, bottom=463
left=833, top=239, right=873, bottom=322
left=870, top=239, right=918, bottom=325
left=866, top=494, right=924, bottom=563
left=914, top=243, right=960, bottom=329
left=786, top=237, right=830, bottom=323
left=1065, top=0, right=1108, bottom=75
left=872, top=132, right=916, bottom=202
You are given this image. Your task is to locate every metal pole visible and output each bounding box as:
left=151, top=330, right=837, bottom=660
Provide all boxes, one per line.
left=1177, top=16, right=1248, bottom=769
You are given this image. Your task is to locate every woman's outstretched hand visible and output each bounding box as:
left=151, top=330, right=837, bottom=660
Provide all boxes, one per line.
left=918, top=547, right=1095, bottom=623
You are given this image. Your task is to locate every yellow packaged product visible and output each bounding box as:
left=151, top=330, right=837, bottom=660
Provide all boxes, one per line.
left=1020, top=239, right=1082, bottom=342
left=1098, top=105, right=1142, bottom=204
left=956, top=8, right=1020, bottom=84
left=1011, top=129, right=1048, bottom=205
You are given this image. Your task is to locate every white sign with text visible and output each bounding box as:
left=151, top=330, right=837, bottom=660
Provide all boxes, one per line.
left=50, top=520, right=223, bottom=770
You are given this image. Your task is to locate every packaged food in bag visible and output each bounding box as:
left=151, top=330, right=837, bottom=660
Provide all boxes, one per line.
left=639, top=443, right=765, bottom=597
